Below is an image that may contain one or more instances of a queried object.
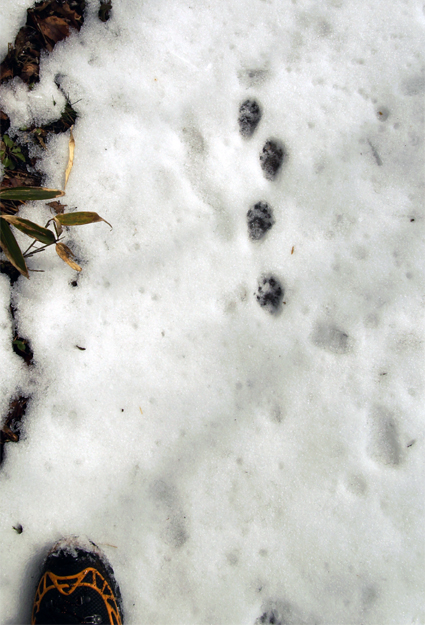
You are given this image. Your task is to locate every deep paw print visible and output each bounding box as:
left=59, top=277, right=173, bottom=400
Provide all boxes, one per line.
left=260, top=140, right=285, bottom=180
left=247, top=201, right=274, bottom=240
left=238, top=99, right=262, bottom=138
left=256, top=274, right=284, bottom=314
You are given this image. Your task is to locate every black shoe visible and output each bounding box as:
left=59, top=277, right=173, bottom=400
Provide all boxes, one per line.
left=31, top=537, right=124, bottom=624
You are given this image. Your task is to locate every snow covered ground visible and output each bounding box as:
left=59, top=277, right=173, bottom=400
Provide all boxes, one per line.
left=1, top=0, right=424, bottom=623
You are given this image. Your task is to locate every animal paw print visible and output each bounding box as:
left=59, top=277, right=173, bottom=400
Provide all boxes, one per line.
left=238, top=99, right=285, bottom=314
left=247, top=201, right=274, bottom=241
left=256, top=274, right=283, bottom=314
left=238, top=99, right=262, bottom=138
left=259, top=140, right=285, bottom=181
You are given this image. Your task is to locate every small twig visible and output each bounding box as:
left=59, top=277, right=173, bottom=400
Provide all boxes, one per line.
left=24, top=241, right=55, bottom=258
left=22, top=240, right=36, bottom=255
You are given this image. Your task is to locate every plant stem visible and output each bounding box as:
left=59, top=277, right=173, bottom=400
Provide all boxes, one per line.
left=22, top=240, right=37, bottom=255
left=24, top=241, right=55, bottom=258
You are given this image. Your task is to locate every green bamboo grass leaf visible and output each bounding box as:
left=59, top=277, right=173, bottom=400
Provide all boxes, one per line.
left=1, top=215, right=56, bottom=245
left=4, top=158, right=15, bottom=170
left=54, top=211, right=112, bottom=228
left=0, top=218, right=29, bottom=278
left=0, top=186, right=65, bottom=201
left=55, top=242, right=82, bottom=272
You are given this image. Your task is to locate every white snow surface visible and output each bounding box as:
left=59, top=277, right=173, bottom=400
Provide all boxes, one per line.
left=0, top=0, right=424, bottom=623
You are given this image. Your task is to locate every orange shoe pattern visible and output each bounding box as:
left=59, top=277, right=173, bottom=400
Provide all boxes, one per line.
left=31, top=566, right=122, bottom=625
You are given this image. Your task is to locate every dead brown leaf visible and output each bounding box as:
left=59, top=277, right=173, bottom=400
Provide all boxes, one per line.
left=0, top=62, right=13, bottom=82
left=56, top=242, right=82, bottom=271
left=0, top=395, right=30, bottom=465
left=1, top=170, right=43, bottom=189
left=1, top=1, right=85, bottom=87
left=1, top=425, right=19, bottom=443
left=37, top=16, right=70, bottom=45
left=21, top=61, right=39, bottom=81
left=56, top=3, right=82, bottom=29
left=46, top=201, right=67, bottom=214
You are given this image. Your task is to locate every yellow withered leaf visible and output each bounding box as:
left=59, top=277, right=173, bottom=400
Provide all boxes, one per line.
left=55, top=242, right=81, bottom=272
left=64, top=126, right=75, bottom=188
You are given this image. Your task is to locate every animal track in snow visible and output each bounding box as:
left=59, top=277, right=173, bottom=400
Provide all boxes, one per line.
left=367, top=405, right=402, bottom=467
left=236, top=99, right=286, bottom=311
left=247, top=201, right=274, bottom=240
left=256, top=274, right=284, bottom=314
left=260, top=139, right=285, bottom=180
left=238, top=99, right=262, bottom=138
left=311, top=322, right=351, bottom=354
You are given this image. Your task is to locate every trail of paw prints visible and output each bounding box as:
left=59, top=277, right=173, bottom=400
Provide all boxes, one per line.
left=238, top=99, right=286, bottom=181
left=238, top=99, right=286, bottom=314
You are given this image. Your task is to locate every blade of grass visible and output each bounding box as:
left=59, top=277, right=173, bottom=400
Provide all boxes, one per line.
left=64, top=126, right=75, bottom=188
left=0, top=187, right=65, bottom=201
left=1, top=215, right=56, bottom=245
left=0, top=218, right=29, bottom=278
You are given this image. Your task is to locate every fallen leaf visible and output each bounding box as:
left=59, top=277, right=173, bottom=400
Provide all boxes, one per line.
left=21, top=61, right=39, bottom=81
left=0, top=395, right=30, bottom=465
left=54, top=211, right=112, bottom=228
left=55, top=242, right=81, bottom=271
left=1, top=425, right=19, bottom=443
left=46, top=200, right=67, bottom=214
left=0, top=170, right=43, bottom=189
left=0, top=60, right=14, bottom=82
left=37, top=16, right=70, bottom=45
left=64, top=126, right=75, bottom=187
left=56, top=3, right=83, bottom=29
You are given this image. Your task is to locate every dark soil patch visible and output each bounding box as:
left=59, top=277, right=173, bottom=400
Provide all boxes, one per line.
left=0, top=395, right=30, bottom=465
